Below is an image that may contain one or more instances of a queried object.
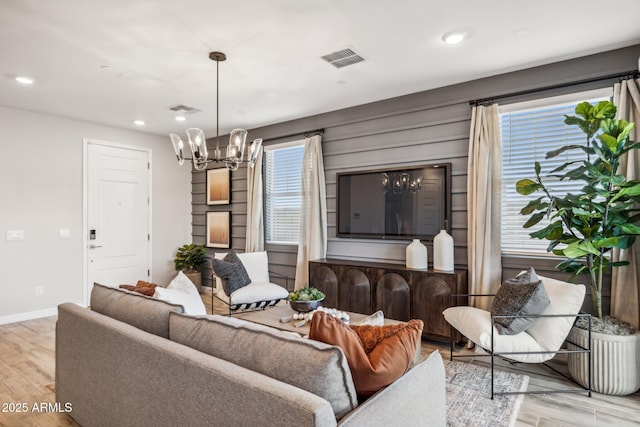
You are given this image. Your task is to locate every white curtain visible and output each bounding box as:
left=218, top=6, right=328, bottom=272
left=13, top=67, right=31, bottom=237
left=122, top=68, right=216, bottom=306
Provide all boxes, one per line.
left=295, top=135, right=327, bottom=290
left=467, top=104, right=503, bottom=310
left=611, top=78, right=640, bottom=329
left=245, top=147, right=264, bottom=252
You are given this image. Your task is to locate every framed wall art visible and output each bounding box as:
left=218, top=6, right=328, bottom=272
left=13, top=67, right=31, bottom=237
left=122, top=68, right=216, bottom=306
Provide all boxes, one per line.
left=206, top=211, right=231, bottom=248
left=206, top=168, right=231, bottom=205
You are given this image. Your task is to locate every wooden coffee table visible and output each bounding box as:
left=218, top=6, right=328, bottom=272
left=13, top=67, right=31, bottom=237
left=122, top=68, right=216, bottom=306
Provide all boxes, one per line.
left=235, top=303, right=401, bottom=335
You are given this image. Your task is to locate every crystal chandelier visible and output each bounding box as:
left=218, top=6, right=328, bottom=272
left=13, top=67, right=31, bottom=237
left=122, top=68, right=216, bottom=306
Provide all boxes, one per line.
left=170, top=51, right=262, bottom=171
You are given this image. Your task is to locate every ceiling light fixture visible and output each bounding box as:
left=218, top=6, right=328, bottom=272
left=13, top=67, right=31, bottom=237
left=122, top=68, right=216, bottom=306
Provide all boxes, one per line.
left=15, top=76, right=34, bottom=85
left=170, top=51, right=262, bottom=171
left=442, top=32, right=467, bottom=45
left=134, top=120, right=145, bottom=126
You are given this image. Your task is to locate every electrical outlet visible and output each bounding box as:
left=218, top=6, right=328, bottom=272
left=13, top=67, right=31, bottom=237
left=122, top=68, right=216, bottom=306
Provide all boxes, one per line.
left=35, top=286, right=43, bottom=296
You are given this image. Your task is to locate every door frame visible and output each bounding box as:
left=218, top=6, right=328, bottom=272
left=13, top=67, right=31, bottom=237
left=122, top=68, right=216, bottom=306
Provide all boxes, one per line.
left=82, top=138, right=153, bottom=306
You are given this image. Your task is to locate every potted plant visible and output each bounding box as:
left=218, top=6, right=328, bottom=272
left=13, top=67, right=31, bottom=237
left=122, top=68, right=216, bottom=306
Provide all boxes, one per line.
left=288, top=286, right=325, bottom=313
left=174, top=244, right=208, bottom=291
left=516, top=100, right=640, bottom=395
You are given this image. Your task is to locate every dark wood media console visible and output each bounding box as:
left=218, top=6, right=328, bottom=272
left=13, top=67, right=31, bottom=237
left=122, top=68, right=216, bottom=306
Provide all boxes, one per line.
left=309, top=258, right=468, bottom=342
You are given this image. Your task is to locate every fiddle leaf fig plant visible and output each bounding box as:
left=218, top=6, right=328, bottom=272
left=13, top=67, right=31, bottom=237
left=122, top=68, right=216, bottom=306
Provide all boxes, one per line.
left=174, top=244, right=207, bottom=272
left=516, top=100, right=640, bottom=319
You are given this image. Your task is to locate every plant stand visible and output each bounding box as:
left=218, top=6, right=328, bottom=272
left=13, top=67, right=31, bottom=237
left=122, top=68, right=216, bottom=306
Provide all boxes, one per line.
left=567, top=327, right=640, bottom=395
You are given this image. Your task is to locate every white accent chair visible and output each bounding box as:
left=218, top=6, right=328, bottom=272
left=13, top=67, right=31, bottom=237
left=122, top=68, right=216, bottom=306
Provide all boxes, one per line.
left=443, top=274, right=592, bottom=398
left=213, top=251, right=290, bottom=314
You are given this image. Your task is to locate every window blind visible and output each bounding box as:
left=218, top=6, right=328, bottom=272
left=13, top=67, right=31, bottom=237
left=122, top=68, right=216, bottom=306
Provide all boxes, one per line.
left=264, top=144, right=304, bottom=244
left=500, top=95, right=608, bottom=254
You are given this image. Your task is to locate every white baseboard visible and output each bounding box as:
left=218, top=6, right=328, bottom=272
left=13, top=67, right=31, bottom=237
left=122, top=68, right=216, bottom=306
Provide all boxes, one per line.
left=0, top=302, right=85, bottom=325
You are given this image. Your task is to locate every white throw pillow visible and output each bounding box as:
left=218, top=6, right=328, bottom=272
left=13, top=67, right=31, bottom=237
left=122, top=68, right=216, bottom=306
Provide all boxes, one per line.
left=155, top=272, right=206, bottom=315
left=168, top=271, right=200, bottom=295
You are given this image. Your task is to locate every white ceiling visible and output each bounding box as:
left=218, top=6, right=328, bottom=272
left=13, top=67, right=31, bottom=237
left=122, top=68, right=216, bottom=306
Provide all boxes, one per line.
left=2, top=0, right=640, bottom=138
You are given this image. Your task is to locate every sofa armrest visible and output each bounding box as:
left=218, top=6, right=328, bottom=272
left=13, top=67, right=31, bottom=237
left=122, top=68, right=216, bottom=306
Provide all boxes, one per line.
left=337, top=351, right=446, bottom=427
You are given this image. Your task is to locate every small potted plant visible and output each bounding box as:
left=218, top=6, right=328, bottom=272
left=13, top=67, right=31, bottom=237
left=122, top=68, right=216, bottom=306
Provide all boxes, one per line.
left=174, top=244, right=208, bottom=291
left=289, top=286, right=325, bottom=313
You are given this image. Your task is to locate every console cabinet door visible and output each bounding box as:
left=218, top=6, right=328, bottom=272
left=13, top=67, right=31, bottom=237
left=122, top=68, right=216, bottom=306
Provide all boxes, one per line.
left=309, top=265, right=339, bottom=309
left=412, top=275, right=456, bottom=341
left=339, top=268, right=371, bottom=314
left=374, top=272, right=410, bottom=321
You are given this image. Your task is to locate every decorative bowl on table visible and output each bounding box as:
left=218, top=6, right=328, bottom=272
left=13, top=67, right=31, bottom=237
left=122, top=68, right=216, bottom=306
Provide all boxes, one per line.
left=288, top=287, right=325, bottom=313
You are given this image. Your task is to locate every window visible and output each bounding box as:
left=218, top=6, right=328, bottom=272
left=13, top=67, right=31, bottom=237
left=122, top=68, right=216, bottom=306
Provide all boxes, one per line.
left=500, top=89, right=611, bottom=254
left=264, top=141, right=305, bottom=244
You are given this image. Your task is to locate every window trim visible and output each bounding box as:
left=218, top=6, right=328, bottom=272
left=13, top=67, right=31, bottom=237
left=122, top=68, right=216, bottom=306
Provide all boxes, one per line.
left=498, top=87, right=613, bottom=256
left=263, top=139, right=305, bottom=245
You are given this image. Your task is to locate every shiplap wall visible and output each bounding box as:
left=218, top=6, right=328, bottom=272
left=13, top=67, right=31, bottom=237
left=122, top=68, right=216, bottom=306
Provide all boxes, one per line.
left=192, top=44, right=640, bottom=312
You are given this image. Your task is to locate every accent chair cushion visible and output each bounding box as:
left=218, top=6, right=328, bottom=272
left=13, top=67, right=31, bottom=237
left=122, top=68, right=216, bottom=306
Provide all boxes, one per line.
left=309, top=311, right=423, bottom=398
left=168, top=312, right=358, bottom=419
left=213, top=251, right=288, bottom=306
left=90, top=283, right=184, bottom=338
left=212, top=249, right=251, bottom=295
left=490, top=267, right=550, bottom=335
left=442, top=273, right=585, bottom=363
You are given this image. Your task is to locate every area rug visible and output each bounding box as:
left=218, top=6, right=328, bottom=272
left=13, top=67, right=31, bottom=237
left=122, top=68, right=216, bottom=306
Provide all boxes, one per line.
left=445, top=360, right=529, bottom=427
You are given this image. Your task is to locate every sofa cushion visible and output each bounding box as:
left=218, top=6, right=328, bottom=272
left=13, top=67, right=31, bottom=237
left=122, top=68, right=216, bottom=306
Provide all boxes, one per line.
left=169, top=312, right=358, bottom=419
left=90, top=283, right=184, bottom=338
left=309, top=312, right=423, bottom=398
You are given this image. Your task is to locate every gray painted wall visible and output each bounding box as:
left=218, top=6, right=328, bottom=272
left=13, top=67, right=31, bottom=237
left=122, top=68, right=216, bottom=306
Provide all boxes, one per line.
left=192, top=44, right=640, bottom=314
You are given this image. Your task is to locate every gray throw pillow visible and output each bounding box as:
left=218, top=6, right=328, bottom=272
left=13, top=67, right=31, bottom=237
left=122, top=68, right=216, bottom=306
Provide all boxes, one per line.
left=212, top=249, right=251, bottom=295
left=490, top=267, right=550, bottom=335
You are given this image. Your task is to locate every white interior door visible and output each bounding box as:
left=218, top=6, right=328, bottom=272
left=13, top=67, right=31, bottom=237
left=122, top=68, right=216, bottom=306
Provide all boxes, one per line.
left=86, top=141, right=151, bottom=295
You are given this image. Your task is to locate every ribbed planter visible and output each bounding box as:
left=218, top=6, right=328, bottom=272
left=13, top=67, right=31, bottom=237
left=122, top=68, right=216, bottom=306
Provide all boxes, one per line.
left=567, top=326, right=640, bottom=395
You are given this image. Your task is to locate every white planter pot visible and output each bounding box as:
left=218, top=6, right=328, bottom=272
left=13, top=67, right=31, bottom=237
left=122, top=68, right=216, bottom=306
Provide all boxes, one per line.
left=567, top=326, right=640, bottom=395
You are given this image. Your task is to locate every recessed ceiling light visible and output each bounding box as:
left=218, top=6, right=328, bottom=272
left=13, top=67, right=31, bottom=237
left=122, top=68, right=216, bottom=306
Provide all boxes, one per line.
left=175, top=116, right=186, bottom=122
left=134, top=120, right=145, bottom=126
left=15, top=76, right=34, bottom=85
left=442, top=32, right=467, bottom=45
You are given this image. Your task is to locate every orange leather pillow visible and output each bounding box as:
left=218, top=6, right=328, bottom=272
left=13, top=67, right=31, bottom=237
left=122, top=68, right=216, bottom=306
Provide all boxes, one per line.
left=119, top=281, right=158, bottom=297
left=309, top=311, right=423, bottom=397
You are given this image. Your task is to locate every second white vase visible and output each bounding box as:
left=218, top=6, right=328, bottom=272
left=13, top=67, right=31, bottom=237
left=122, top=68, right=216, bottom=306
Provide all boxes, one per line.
left=406, top=239, right=428, bottom=270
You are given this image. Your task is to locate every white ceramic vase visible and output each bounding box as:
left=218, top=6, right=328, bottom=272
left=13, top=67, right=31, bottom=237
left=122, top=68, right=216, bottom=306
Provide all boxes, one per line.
left=433, top=230, right=454, bottom=271
left=406, top=239, right=427, bottom=270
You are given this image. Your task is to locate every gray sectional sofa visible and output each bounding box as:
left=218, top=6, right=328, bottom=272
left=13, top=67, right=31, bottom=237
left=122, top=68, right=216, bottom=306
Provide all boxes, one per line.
left=56, top=284, right=446, bottom=427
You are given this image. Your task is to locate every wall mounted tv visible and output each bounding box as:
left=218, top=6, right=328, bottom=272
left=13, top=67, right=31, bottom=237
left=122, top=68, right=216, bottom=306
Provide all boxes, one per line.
left=337, top=163, right=451, bottom=240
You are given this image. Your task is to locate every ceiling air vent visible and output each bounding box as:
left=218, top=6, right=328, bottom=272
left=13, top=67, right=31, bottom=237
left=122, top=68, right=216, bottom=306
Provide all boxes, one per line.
left=168, top=104, right=201, bottom=114
left=321, top=48, right=364, bottom=69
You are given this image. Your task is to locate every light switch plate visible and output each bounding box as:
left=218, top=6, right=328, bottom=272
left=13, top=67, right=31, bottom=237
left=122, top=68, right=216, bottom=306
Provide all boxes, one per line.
left=58, top=228, right=71, bottom=239
left=6, top=230, right=24, bottom=241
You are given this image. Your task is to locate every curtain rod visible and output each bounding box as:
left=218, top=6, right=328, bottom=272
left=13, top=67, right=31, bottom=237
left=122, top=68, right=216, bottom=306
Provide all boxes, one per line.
left=262, top=128, right=325, bottom=142
left=469, top=70, right=639, bottom=106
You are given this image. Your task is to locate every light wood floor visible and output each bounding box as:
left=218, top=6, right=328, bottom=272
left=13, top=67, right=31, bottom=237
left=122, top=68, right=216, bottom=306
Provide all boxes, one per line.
left=0, top=296, right=638, bottom=426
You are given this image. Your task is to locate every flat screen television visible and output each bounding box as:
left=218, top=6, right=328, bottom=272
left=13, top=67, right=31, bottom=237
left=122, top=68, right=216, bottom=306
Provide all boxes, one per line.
left=337, top=163, right=451, bottom=240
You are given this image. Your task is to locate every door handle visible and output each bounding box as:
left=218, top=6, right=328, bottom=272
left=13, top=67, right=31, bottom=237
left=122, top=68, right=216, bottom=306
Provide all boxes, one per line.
left=89, top=244, right=103, bottom=249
